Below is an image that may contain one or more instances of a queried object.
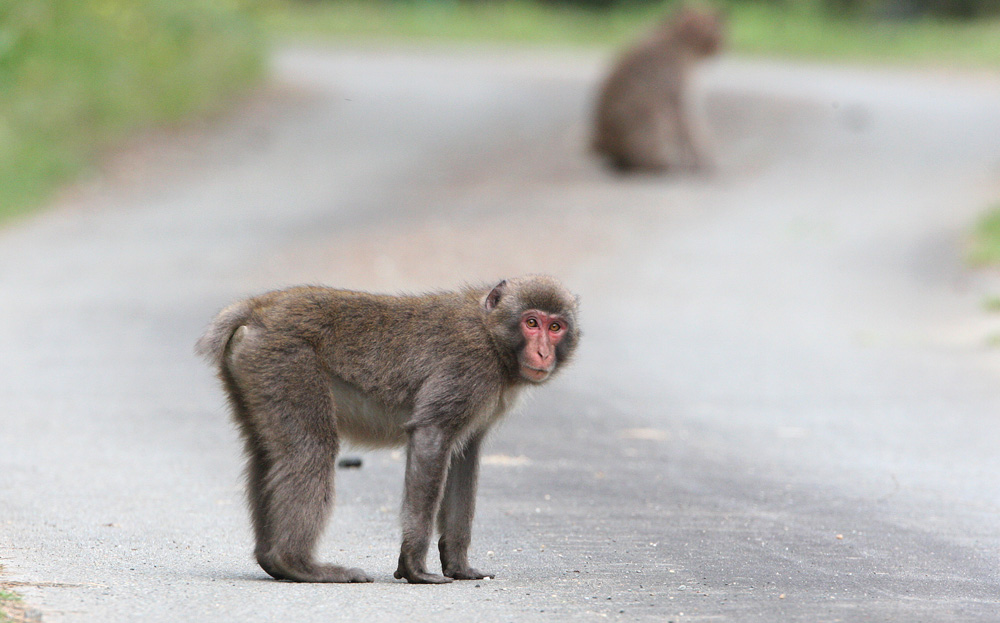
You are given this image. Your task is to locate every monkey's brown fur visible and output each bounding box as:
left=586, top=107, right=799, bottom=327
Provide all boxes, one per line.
left=592, top=5, right=724, bottom=173
left=197, top=275, right=579, bottom=584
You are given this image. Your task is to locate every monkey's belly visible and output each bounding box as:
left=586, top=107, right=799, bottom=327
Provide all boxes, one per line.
left=328, top=377, right=410, bottom=448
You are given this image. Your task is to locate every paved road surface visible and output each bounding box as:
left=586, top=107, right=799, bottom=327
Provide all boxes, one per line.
left=2, top=45, right=1000, bottom=621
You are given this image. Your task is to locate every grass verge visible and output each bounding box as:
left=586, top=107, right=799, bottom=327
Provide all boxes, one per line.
left=0, top=587, right=28, bottom=623
left=260, top=0, right=1000, bottom=69
left=259, top=0, right=661, bottom=47
left=968, top=204, right=1000, bottom=267
left=732, top=3, right=1000, bottom=67
left=0, top=0, right=265, bottom=223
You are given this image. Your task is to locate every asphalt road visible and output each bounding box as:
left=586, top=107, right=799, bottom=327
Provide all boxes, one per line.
left=2, top=45, right=1000, bottom=622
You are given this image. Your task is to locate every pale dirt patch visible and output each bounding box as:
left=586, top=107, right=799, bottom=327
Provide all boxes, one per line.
left=618, top=428, right=671, bottom=441
left=481, top=454, right=533, bottom=467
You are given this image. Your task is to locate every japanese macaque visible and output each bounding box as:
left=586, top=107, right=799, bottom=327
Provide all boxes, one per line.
left=592, top=5, right=725, bottom=173
left=196, top=276, right=580, bottom=583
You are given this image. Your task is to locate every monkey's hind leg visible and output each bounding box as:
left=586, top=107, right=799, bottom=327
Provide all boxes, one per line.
left=252, top=447, right=371, bottom=583
left=236, top=349, right=372, bottom=583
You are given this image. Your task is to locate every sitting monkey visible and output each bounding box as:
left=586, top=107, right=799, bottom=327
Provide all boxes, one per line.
left=592, top=6, right=725, bottom=173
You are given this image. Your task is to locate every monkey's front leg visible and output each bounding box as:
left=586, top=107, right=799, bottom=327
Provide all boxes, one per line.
left=395, top=425, right=454, bottom=584
left=438, top=432, right=493, bottom=580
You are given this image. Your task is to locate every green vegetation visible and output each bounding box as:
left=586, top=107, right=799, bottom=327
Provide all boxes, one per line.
left=542, top=0, right=999, bottom=19
left=806, top=0, right=999, bottom=19
left=0, top=0, right=264, bottom=222
left=259, top=0, right=662, bottom=47
left=730, top=3, right=1000, bottom=65
left=982, top=296, right=1000, bottom=312
left=261, top=0, right=1000, bottom=69
left=0, top=588, right=23, bottom=623
left=968, top=205, right=1000, bottom=267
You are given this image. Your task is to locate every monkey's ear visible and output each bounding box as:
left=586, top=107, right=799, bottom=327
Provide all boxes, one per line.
left=484, top=280, right=507, bottom=311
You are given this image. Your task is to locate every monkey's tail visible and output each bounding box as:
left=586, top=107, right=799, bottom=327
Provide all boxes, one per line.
left=195, top=299, right=254, bottom=366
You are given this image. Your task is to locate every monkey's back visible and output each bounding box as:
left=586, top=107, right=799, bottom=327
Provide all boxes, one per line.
left=242, top=286, right=503, bottom=408
left=592, top=32, right=685, bottom=160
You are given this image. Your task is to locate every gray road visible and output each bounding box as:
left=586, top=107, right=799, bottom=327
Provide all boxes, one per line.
left=2, top=45, right=1000, bottom=622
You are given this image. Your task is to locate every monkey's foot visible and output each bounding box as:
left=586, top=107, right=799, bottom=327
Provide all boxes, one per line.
left=443, top=566, right=494, bottom=581
left=395, top=552, right=453, bottom=584
left=393, top=567, right=453, bottom=584
left=288, top=564, right=372, bottom=583
left=260, top=556, right=373, bottom=583
left=318, top=565, right=373, bottom=583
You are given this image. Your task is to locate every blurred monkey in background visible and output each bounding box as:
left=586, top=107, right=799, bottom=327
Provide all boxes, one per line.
left=592, top=5, right=725, bottom=173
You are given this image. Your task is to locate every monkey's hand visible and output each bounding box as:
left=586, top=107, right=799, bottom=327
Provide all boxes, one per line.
left=394, top=555, right=453, bottom=584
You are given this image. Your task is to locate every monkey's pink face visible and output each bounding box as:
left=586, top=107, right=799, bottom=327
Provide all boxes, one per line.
left=518, top=310, right=569, bottom=383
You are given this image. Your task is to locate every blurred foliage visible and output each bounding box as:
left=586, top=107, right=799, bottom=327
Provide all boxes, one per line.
left=532, top=0, right=1000, bottom=18
left=0, top=0, right=264, bottom=221
left=821, top=0, right=1000, bottom=18
left=534, top=0, right=666, bottom=8
left=263, top=0, right=1000, bottom=67
left=284, top=0, right=1000, bottom=19
left=731, top=2, right=1000, bottom=63
left=260, top=0, right=667, bottom=45
left=969, top=205, right=1000, bottom=267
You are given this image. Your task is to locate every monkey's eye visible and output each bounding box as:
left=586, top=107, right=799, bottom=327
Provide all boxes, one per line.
left=525, top=318, right=539, bottom=328
left=549, top=322, right=562, bottom=333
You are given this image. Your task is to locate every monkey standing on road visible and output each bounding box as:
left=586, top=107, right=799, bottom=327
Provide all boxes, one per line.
left=197, top=275, right=580, bottom=583
left=592, top=5, right=725, bottom=173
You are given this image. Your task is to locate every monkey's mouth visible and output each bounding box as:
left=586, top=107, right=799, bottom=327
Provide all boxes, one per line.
left=520, top=366, right=551, bottom=382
